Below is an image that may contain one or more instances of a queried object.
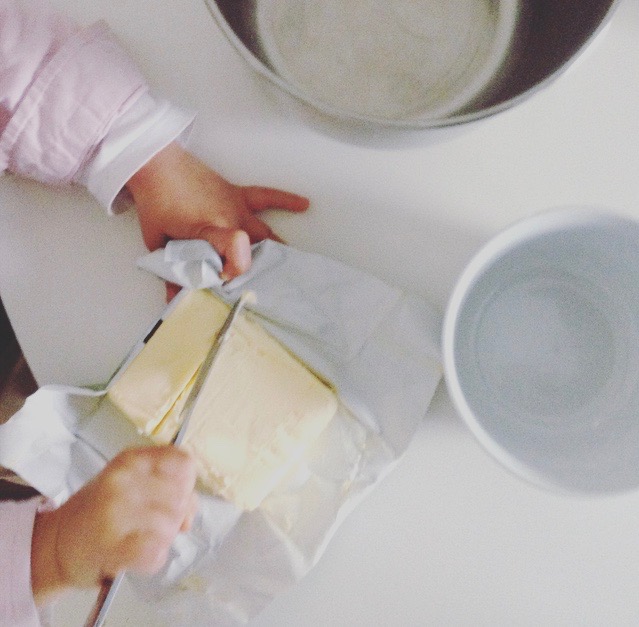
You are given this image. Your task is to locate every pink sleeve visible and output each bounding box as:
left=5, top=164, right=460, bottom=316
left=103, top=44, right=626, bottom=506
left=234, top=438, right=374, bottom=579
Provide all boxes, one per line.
left=0, top=498, right=42, bottom=626
left=0, top=0, right=148, bottom=184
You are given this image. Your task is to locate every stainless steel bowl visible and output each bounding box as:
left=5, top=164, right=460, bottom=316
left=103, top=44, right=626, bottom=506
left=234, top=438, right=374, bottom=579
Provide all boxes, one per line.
left=204, top=0, right=619, bottom=145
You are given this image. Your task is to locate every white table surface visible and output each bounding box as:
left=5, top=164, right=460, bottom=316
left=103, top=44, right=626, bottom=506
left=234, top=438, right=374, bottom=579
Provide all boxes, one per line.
left=2, top=0, right=639, bottom=625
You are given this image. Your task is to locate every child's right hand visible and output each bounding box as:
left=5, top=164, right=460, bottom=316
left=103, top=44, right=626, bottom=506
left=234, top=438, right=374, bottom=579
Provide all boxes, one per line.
left=31, top=446, right=198, bottom=605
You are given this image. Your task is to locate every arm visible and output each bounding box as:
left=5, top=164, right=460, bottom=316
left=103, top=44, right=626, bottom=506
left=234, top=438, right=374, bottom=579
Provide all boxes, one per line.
left=0, top=3, right=304, bottom=615
left=0, top=499, right=42, bottom=625
left=1, top=447, right=196, bottom=622
left=0, top=1, right=309, bottom=293
left=0, top=0, right=147, bottom=184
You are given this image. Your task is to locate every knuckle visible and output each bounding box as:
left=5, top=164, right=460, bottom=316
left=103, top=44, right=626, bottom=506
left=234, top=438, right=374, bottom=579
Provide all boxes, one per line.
left=128, top=536, right=169, bottom=575
left=145, top=547, right=170, bottom=575
left=155, top=448, right=196, bottom=481
left=114, top=447, right=154, bottom=475
left=100, top=467, right=131, bottom=500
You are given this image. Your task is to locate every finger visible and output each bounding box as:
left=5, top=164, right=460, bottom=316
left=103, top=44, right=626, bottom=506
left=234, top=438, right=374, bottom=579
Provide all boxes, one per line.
left=122, top=533, right=172, bottom=575
left=142, top=546, right=171, bottom=576
left=165, top=282, right=181, bottom=303
left=180, top=494, right=200, bottom=533
left=242, top=186, right=310, bottom=214
left=243, top=215, right=283, bottom=244
left=104, top=532, right=158, bottom=577
left=201, top=227, right=252, bottom=280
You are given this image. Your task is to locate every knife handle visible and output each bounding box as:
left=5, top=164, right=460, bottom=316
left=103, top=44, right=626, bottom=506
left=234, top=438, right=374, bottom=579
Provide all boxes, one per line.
left=84, top=572, right=124, bottom=627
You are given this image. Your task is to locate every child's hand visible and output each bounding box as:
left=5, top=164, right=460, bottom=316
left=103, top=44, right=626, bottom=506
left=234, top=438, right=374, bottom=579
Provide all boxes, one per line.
left=31, top=446, right=198, bottom=605
left=127, top=143, right=309, bottom=299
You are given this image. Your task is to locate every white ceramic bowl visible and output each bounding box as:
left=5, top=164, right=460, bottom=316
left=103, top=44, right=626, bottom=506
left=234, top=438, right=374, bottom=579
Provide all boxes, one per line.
left=443, top=208, right=639, bottom=494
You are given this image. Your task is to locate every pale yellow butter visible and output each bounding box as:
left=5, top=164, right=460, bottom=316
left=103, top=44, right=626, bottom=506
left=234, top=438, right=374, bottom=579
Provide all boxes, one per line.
left=108, top=289, right=337, bottom=511
left=108, top=290, right=229, bottom=435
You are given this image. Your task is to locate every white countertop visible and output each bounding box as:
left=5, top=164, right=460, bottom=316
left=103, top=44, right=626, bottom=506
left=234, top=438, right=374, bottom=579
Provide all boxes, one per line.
left=2, top=0, right=639, bottom=624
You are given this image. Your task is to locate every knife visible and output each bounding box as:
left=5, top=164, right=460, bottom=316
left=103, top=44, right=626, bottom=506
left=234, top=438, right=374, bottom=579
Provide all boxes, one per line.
left=85, top=290, right=255, bottom=627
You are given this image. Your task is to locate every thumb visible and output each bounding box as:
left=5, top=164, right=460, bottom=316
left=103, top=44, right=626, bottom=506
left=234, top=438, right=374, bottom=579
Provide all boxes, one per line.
left=201, top=227, right=252, bottom=280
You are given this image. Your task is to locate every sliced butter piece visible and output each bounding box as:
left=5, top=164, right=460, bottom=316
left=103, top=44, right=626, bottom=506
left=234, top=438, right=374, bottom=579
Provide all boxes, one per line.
left=108, top=289, right=338, bottom=511
left=108, top=289, right=230, bottom=434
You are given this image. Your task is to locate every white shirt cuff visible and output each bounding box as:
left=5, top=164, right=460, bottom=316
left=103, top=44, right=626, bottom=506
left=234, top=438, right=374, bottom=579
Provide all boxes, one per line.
left=76, top=92, right=195, bottom=214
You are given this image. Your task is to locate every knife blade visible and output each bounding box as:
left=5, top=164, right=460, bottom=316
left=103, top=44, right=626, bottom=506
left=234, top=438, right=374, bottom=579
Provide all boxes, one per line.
left=172, top=289, right=255, bottom=445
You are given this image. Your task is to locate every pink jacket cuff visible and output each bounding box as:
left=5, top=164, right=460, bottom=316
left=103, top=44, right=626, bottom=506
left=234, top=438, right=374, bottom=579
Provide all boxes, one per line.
left=0, top=21, right=147, bottom=185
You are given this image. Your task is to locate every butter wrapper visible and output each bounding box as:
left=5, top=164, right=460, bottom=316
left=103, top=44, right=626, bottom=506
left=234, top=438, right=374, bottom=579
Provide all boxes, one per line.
left=0, top=240, right=441, bottom=625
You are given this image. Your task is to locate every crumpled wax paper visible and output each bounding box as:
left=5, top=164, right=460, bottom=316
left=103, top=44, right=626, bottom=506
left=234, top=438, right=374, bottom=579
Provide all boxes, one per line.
left=0, top=240, right=442, bottom=625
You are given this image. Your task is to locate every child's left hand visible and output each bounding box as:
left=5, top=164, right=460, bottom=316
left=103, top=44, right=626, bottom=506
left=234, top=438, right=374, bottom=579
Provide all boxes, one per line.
left=126, top=143, right=309, bottom=300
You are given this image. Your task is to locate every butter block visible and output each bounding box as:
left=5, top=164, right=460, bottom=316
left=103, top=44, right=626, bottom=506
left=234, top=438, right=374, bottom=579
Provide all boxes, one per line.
left=108, top=289, right=338, bottom=511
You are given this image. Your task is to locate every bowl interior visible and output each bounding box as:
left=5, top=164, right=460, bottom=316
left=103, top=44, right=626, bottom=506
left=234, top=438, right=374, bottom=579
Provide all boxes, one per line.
left=206, top=0, right=617, bottom=126
left=445, top=211, right=639, bottom=493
